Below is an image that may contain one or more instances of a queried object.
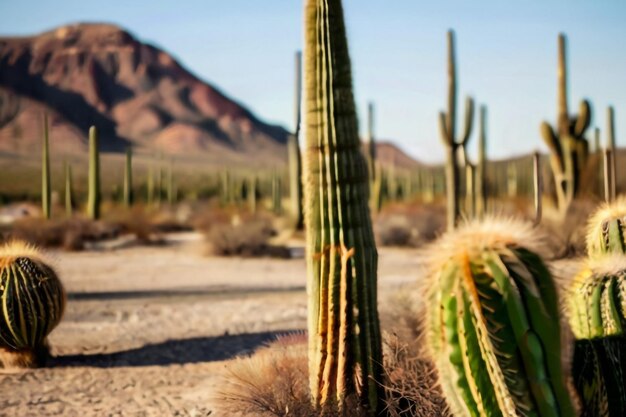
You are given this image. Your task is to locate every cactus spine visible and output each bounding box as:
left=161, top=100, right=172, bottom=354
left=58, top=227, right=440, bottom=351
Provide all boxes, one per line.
left=123, top=147, right=133, bottom=207
left=87, top=126, right=101, bottom=220
left=65, top=162, right=73, bottom=218
left=289, top=51, right=304, bottom=229
left=427, top=218, right=576, bottom=417
left=304, top=0, right=382, bottom=413
left=540, top=34, right=591, bottom=216
left=0, top=242, right=66, bottom=368
left=439, top=30, right=475, bottom=230
left=41, top=114, right=51, bottom=219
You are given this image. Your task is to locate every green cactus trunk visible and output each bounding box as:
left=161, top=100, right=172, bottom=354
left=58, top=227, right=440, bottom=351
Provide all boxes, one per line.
left=42, top=114, right=51, bottom=220
left=248, top=176, right=256, bottom=214
left=87, top=126, right=101, bottom=220
left=272, top=172, right=282, bottom=215
left=123, top=147, right=133, bottom=208
left=428, top=220, right=576, bottom=417
left=607, top=107, right=617, bottom=201
left=569, top=264, right=626, bottom=416
left=289, top=51, right=304, bottom=229
left=147, top=165, right=154, bottom=206
left=304, top=0, right=383, bottom=414
left=476, top=106, right=487, bottom=218
left=64, top=162, right=73, bottom=218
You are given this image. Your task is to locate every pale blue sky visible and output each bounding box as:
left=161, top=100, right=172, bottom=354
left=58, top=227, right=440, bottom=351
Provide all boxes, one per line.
left=1, top=1, right=625, bottom=162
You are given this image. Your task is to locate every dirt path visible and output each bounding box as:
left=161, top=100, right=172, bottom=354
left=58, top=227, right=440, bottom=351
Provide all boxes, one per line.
left=0, top=233, right=424, bottom=416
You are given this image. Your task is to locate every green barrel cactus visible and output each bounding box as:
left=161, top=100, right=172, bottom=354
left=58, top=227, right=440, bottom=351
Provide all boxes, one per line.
left=569, top=257, right=626, bottom=417
left=426, top=217, right=577, bottom=417
left=0, top=241, right=65, bottom=368
left=586, top=197, right=626, bottom=256
left=304, top=0, right=383, bottom=413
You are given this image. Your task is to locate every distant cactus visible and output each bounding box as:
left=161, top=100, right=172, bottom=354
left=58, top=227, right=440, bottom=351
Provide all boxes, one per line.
left=87, top=126, right=101, bottom=220
left=476, top=105, right=487, bottom=218
left=64, top=162, right=73, bottom=218
left=123, top=147, right=133, bottom=207
left=533, top=151, right=543, bottom=225
left=366, top=102, right=377, bottom=182
left=167, top=161, right=175, bottom=205
left=248, top=176, right=256, bottom=214
left=0, top=242, right=65, bottom=368
left=289, top=51, right=304, bottom=229
left=42, top=114, right=51, bottom=219
left=569, top=256, right=626, bottom=416
left=439, top=30, right=475, bottom=230
left=304, top=0, right=383, bottom=413
left=147, top=165, right=154, bottom=206
left=607, top=106, right=617, bottom=201
left=271, top=172, right=282, bottom=215
left=540, top=34, right=591, bottom=216
left=585, top=197, right=626, bottom=256
left=426, top=218, right=576, bottom=417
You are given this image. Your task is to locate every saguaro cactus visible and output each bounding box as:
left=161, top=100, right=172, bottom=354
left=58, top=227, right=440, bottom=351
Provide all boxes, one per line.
left=289, top=51, right=304, bottom=229
left=0, top=241, right=66, bottom=368
left=569, top=257, right=626, bottom=417
left=64, top=162, right=73, bottom=218
left=41, top=114, right=51, bottom=219
left=607, top=106, right=617, bottom=201
left=439, top=30, right=475, bottom=230
left=476, top=106, right=487, bottom=218
left=123, top=147, right=133, bottom=207
left=426, top=218, right=576, bottom=417
left=304, top=0, right=383, bottom=413
left=540, top=34, right=591, bottom=216
left=87, top=126, right=101, bottom=220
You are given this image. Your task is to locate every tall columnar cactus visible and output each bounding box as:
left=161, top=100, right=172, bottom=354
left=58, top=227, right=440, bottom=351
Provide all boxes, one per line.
left=569, top=256, right=626, bottom=417
left=289, top=51, right=304, bottom=229
left=272, top=171, right=282, bottom=215
left=304, top=0, right=383, bottom=413
left=0, top=241, right=65, bottom=368
left=42, top=114, right=51, bottom=219
left=607, top=106, right=617, bottom=202
left=87, top=126, right=101, bottom=220
left=540, top=34, right=591, bottom=216
left=585, top=197, right=626, bottom=257
left=439, top=30, right=475, bottom=230
left=64, top=162, right=73, bottom=218
left=248, top=176, right=256, bottom=214
left=123, top=147, right=133, bottom=208
left=426, top=218, right=577, bottom=417
left=533, top=151, right=543, bottom=225
left=366, top=102, right=376, bottom=182
left=476, top=105, right=487, bottom=218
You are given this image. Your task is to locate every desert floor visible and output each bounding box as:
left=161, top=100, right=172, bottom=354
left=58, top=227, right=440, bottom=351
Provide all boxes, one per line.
left=0, top=233, right=424, bottom=417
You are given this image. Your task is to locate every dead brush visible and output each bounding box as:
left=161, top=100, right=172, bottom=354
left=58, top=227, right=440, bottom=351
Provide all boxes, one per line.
left=374, top=202, right=446, bottom=248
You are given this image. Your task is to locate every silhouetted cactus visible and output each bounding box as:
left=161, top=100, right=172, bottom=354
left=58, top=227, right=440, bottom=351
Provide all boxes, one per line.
left=0, top=242, right=65, bottom=368
left=439, top=30, right=475, bottom=230
left=476, top=106, right=487, bottom=218
left=540, top=34, right=591, bottom=215
left=304, top=0, right=383, bottom=413
left=87, top=126, right=101, bottom=220
left=123, top=147, right=133, bottom=207
left=41, top=114, right=51, bottom=219
left=426, top=218, right=576, bottom=417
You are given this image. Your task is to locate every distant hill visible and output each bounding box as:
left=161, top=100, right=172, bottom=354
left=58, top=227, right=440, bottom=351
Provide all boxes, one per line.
left=0, top=23, right=289, bottom=165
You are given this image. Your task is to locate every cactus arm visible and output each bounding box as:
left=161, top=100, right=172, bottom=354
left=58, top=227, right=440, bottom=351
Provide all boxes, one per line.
left=557, top=34, right=569, bottom=133
left=574, top=100, right=591, bottom=137
left=461, top=96, right=475, bottom=146
left=439, top=111, right=452, bottom=145
left=446, top=30, right=457, bottom=140
left=608, top=220, right=625, bottom=254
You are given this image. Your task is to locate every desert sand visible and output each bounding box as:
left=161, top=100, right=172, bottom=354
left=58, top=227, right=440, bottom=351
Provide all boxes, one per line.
left=0, top=233, right=423, bottom=416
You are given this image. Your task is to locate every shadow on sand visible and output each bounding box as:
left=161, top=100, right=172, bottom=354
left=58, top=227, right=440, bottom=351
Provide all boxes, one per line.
left=49, top=330, right=302, bottom=368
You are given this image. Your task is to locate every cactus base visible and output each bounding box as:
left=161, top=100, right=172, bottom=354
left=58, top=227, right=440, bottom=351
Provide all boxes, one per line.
left=0, top=342, right=49, bottom=370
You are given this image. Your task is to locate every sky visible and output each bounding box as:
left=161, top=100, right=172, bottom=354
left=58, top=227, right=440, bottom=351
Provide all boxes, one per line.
left=1, top=0, right=625, bottom=163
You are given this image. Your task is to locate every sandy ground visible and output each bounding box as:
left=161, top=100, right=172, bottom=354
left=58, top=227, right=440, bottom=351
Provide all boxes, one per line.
left=0, top=233, right=425, bottom=417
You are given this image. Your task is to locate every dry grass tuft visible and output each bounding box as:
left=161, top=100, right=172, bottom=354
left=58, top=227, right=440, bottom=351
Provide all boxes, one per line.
left=374, top=203, right=445, bottom=248
left=205, top=215, right=290, bottom=258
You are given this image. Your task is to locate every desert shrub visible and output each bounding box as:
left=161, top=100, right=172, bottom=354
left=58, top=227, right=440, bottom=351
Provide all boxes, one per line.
left=6, top=217, right=109, bottom=251
left=374, top=203, right=446, bottom=247
left=205, top=216, right=289, bottom=258
left=541, top=199, right=598, bottom=259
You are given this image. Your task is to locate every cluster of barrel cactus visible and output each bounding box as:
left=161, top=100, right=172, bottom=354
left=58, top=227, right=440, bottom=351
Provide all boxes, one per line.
left=0, top=241, right=65, bottom=369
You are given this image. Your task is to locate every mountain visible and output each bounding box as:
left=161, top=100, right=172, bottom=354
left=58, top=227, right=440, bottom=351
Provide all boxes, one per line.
left=0, top=23, right=289, bottom=165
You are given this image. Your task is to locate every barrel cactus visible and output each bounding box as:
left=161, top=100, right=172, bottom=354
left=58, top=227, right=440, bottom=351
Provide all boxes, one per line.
left=426, top=217, right=577, bottom=417
left=586, top=197, right=626, bottom=257
left=569, top=256, right=626, bottom=417
left=0, top=241, right=65, bottom=368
